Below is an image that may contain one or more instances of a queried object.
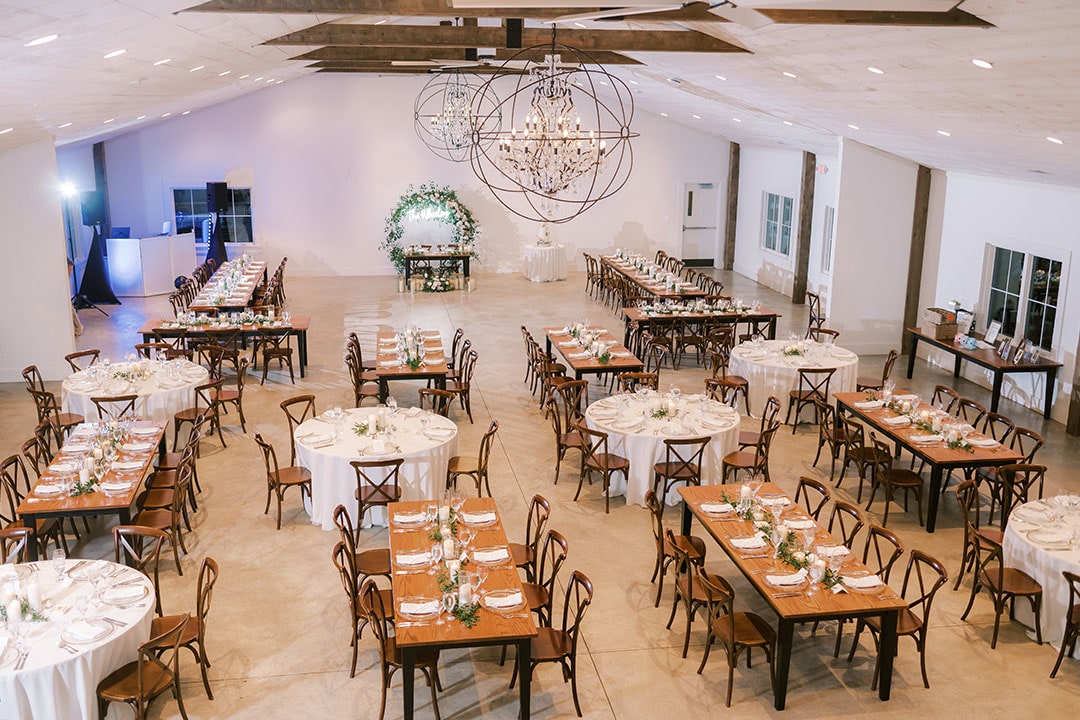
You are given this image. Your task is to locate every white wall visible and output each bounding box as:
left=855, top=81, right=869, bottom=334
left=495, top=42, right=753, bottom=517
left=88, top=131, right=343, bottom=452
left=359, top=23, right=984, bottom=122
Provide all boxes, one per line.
left=921, top=172, right=1080, bottom=421
left=829, top=139, right=918, bottom=354
left=732, top=146, right=804, bottom=295
left=0, top=139, right=76, bottom=382
left=95, top=73, right=729, bottom=276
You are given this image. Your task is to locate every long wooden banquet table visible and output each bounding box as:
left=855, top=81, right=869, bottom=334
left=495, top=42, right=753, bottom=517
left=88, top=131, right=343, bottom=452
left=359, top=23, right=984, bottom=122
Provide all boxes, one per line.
left=18, top=421, right=166, bottom=560
left=138, top=316, right=312, bottom=377
left=187, top=258, right=267, bottom=312
left=389, top=497, right=537, bottom=719
left=544, top=326, right=644, bottom=381
left=622, top=305, right=782, bottom=345
left=374, top=330, right=449, bottom=403
left=834, top=391, right=1023, bottom=533
left=678, top=484, right=908, bottom=710
left=602, top=255, right=708, bottom=301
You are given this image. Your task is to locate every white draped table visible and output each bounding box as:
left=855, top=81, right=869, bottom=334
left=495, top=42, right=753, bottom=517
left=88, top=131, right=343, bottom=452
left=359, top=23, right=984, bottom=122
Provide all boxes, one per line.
left=295, top=406, right=459, bottom=530
left=61, top=359, right=208, bottom=423
left=729, top=339, right=859, bottom=418
left=522, top=244, right=567, bottom=283
left=584, top=392, right=740, bottom=507
left=1003, top=497, right=1080, bottom=658
left=0, top=560, right=155, bottom=719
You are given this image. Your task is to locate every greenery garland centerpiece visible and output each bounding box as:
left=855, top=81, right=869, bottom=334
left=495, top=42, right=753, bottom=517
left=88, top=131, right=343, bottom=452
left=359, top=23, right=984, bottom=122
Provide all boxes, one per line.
left=380, top=183, right=481, bottom=285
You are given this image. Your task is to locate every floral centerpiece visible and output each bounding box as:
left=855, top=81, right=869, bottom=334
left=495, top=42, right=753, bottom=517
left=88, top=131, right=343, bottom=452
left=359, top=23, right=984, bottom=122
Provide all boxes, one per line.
left=781, top=344, right=804, bottom=357
left=381, top=183, right=481, bottom=278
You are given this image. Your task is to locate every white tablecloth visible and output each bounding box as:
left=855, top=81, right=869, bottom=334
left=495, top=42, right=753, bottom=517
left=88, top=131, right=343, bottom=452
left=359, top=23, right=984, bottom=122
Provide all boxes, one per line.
left=729, top=339, right=859, bottom=418
left=584, top=392, right=740, bottom=507
left=522, top=244, right=567, bottom=283
left=295, top=407, right=459, bottom=530
left=1003, top=498, right=1080, bottom=657
left=0, top=560, right=155, bottom=719
left=61, top=359, right=208, bottom=423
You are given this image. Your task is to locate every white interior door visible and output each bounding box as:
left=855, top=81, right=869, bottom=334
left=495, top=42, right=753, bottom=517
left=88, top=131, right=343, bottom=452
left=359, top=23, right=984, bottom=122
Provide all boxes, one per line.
left=681, top=182, right=719, bottom=266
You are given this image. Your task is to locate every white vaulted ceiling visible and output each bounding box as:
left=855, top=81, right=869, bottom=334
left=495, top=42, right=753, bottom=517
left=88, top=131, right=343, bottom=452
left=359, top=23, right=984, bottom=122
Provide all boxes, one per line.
left=1, top=0, right=1078, bottom=187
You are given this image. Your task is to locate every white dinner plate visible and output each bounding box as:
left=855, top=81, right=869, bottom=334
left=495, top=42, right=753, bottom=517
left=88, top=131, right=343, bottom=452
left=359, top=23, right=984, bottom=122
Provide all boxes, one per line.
left=1027, top=530, right=1072, bottom=548
left=103, top=584, right=150, bottom=605
left=62, top=619, right=113, bottom=645
left=33, top=484, right=64, bottom=496
left=482, top=589, right=526, bottom=615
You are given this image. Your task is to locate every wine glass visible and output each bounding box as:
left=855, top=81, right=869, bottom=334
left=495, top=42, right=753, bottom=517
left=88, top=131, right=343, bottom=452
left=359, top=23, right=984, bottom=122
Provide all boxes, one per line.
left=51, top=544, right=67, bottom=582
left=827, top=547, right=845, bottom=577
left=450, top=489, right=466, bottom=516
left=425, top=503, right=438, bottom=527
left=802, top=526, right=816, bottom=555
left=387, top=395, right=398, bottom=414
left=808, top=560, right=825, bottom=595
left=438, top=592, right=457, bottom=626
left=749, top=473, right=764, bottom=498
left=428, top=542, right=443, bottom=576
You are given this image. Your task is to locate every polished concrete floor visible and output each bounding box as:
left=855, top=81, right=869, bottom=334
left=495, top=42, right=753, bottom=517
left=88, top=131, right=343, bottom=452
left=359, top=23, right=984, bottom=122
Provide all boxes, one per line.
left=4, top=268, right=1080, bottom=719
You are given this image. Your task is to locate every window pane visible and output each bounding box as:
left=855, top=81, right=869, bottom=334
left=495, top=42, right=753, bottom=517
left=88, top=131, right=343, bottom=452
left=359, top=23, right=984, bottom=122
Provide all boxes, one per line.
left=1041, top=306, right=1056, bottom=350
left=1047, top=259, right=1061, bottom=305
left=991, top=247, right=1011, bottom=290
left=1029, top=256, right=1052, bottom=303
left=766, top=193, right=779, bottom=222
left=1007, top=250, right=1024, bottom=294
left=780, top=223, right=791, bottom=255
left=781, top=197, right=793, bottom=225
left=231, top=189, right=251, bottom=215
left=233, top=217, right=253, bottom=243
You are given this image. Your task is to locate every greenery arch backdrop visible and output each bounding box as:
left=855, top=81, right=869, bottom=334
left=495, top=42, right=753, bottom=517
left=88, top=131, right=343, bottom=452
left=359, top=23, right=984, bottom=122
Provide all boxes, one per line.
left=380, top=183, right=481, bottom=283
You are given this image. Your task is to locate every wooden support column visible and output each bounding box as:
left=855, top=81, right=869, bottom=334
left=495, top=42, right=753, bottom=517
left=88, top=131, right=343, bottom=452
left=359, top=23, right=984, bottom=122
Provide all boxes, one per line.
left=1068, top=334, right=1080, bottom=434
left=92, top=142, right=111, bottom=239
left=791, top=151, right=815, bottom=304
left=902, top=165, right=932, bottom=354
left=723, top=143, right=739, bottom=271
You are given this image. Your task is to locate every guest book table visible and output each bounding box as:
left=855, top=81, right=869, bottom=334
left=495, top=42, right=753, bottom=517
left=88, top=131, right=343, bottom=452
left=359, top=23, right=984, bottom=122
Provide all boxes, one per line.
left=522, top=244, right=567, bottom=283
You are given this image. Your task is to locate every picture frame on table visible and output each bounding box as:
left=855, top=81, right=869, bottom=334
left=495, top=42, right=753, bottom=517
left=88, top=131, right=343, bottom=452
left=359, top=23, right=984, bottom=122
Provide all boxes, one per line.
left=1012, top=343, right=1027, bottom=364
left=997, top=338, right=1012, bottom=359
left=984, top=320, right=1001, bottom=346
left=1024, top=342, right=1042, bottom=364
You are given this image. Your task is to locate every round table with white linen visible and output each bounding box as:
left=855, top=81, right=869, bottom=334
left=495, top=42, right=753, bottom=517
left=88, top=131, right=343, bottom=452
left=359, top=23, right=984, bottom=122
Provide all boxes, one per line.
left=295, top=406, right=459, bottom=530
left=0, top=559, right=155, bottom=720
left=522, top=244, right=568, bottom=283
left=729, top=339, right=859, bottom=418
left=61, top=359, right=209, bottom=423
left=584, top=392, right=740, bottom=507
left=1003, top=497, right=1080, bottom=658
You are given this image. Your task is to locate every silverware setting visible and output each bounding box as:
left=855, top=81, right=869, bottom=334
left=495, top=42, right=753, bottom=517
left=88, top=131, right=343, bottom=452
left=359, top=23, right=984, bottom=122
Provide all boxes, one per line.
left=57, top=639, right=79, bottom=655
left=771, top=592, right=801, bottom=599
left=15, top=649, right=29, bottom=670
left=739, top=553, right=769, bottom=559
left=395, top=621, right=431, bottom=628
left=101, top=616, right=127, bottom=628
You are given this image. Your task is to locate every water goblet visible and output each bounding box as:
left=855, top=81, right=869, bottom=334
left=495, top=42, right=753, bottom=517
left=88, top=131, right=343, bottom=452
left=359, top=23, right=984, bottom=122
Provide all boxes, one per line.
left=802, top=527, right=816, bottom=555
left=827, top=548, right=844, bottom=577
left=451, top=489, right=466, bottom=516
left=749, top=473, right=764, bottom=498
left=425, top=503, right=438, bottom=526
left=428, top=542, right=443, bottom=576
left=74, top=595, right=89, bottom=620
left=51, top=544, right=66, bottom=582
left=808, top=560, right=826, bottom=595
left=387, top=395, right=398, bottom=414
left=438, top=592, right=457, bottom=625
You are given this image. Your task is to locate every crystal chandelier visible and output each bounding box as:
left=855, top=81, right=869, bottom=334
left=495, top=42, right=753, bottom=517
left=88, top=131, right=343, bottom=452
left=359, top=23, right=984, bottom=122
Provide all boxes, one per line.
left=414, top=71, right=501, bottom=163
left=470, top=38, right=636, bottom=224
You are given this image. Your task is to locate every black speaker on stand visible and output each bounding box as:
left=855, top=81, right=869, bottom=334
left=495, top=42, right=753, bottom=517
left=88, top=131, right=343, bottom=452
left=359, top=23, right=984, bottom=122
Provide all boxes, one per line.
left=205, top=181, right=229, bottom=267
left=74, top=190, right=119, bottom=312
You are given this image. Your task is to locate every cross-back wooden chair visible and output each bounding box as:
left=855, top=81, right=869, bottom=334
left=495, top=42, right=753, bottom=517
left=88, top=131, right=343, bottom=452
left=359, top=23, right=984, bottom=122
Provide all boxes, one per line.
left=575, top=421, right=629, bottom=514
left=352, top=458, right=404, bottom=532
left=446, top=348, right=478, bottom=423
left=784, top=367, right=836, bottom=433
left=652, top=436, right=711, bottom=519
left=509, top=494, right=550, bottom=584
left=794, top=475, right=831, bottom=520
left=27, top=388, right=83, bottom=438
left=960, top=526, right=1043, bottom=649
left=254, top=433, right=312, bottom=530
left=280, top=394, right=316, bottom=466
left=256, top=327, right=295, bottom=385
left=173, top=380, right=224, bottom=451
left=92, top=394, right=139, bottom=422
left=1050, top=571, right=1080, bottom=679
left=722, top=419, right=779, bottom=485
left=707, top=342, right=750, bottom=416
left=65, top=348, right=100, bottom=372
left=417, top=387, right=455, bottom=417
left=856, top=349, right=900, bottom=392
left=96, top=613, right=191, bottom=720
left=645, top=489, right=705, bottom=608
left=135, top=342, right=173, bottom=360
left=827, top=499, right=866, bottom=548
left=446, top=420, right=498, bottom=497
left=113, top=525, right=168, bottom=615
left=0, top=526, right=31, bottom=564
left=617, top=372, right=659, bottom=393
left=865, top=433, right=924, bottom=526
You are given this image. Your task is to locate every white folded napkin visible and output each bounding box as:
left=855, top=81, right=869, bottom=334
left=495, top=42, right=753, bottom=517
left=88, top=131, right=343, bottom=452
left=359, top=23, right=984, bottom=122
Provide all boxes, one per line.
left=34, top=484, right=64, bottom=496
left=400, top=600, right=439, bottom=616
left=49, top=461, right=77, bottom=473
left=62, top=442, right=91, bottom=453
left=557, top=341, right=577, bottom=347
left=758, top=496, right=791, bottom=508
left=379, top=360, right=400, bottom=368
left=882, top=416, right=911, bottom=426
left=701, top=502, right=733, bottom=514
left=130, top=427, right=159, bottom=436
left=104, top=585, right=145, bottom=602
left=731, top=533, right=766, bottom=549
left=393, top=512, right=426, bottom=525
left=766, top=568, right=808, bottom=586
left=1013, top=505, right=1051, bottom=522
left=461, top=511, right=498, bottom=525
left=73, top=424, right=97, bottom=436
left=910, top=434, right=943, bottom=443
left=424, top=428, right=455, bottom=439
left=968, top=437, right=999, bottom=448
left=484, top=591, right=524, bottom=609
left=100, top=481, right=132, bottom=493
left=785, top=519, right=816, bottom=530
left=842, top=574, right=884, bottom=589
left=67, top=620, right=105, bottom=642
left=372, top=439, right=387, bottom=454
left=612, top=419, right=641, bottom=430
left=121, top=442, right=155, bottom=452
left=853, top=400, right=884, bottom=410
left=396, top=551, right=430, bottom=567
left=817, top=545, right=850, bottom=559
left=473, top=548, right=510, bottom=563
left=111, top=460, right=143, bottom=471
left=610, top=351, right=633, bottom=358
left=302, top=434, right=334, bottom=448
left=1028, top=529, right=1072, bottom=545
left=568, top=352, right=592, bottom=360
left=893, top=394, right=918, bottom=402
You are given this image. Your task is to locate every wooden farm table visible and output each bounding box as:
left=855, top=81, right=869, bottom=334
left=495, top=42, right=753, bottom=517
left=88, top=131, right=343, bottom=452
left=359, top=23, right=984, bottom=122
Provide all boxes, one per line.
left=602, top=256, right=707, bottom=300
left=138, top=317, right=311, bottom=378
left=374, top=331, right=449, bottom=403
left=905, top=327, right=1062, bottom=419
left=403, top=251, right=472, bottom=285
left=17, top=422, right=166, bottom=561
left=622, top=305, right=781, bottom=345
left=389, top=497, right=536, bottom=719
left=543, top=326, right=644, bottom=381
left=835, top=391, right=1023, bottom=533
left=187, top=259, right=267, bottom=312
left=679, top=483, right=908, bottom=711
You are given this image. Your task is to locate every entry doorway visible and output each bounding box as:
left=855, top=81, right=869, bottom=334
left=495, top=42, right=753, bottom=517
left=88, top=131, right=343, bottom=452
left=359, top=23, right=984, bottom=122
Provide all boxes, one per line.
left=680, top=181, right=720, bottom=267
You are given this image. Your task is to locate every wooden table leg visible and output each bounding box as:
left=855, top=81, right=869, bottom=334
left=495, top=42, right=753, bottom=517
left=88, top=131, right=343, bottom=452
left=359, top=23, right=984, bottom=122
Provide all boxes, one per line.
left=518, top=637, right=532, bottom=719
left=925, top=465, right=943, bottom=533
left=877, top=610, right=899, bottom=700
left=681, top=501, right=693, bottom=536
left=990, top=371, right=1003, bottom=414
left=402, top=647, right=415, bottom=719
left=24, top=516, right=40, bottom=561
left=773, top=618, right=795, bottom=710
left=768, top=317, right=777, bottom=340
left=906, top=334, right=918, bottom=379
left=378, top=379, right=389, bottom=404
left=1045, top=367, right=1058, bottom=419
left=953, top=353, right=963, bottom=378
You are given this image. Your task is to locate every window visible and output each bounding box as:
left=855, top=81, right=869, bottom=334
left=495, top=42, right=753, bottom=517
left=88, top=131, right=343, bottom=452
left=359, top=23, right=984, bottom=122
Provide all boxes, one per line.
left=985, top=246, right=1063, bottom=351
left=821, top=205, right=835, bottom=273
left=172, top=187, right=252, bottom=242
left=763, top=191, right=794, bottom=256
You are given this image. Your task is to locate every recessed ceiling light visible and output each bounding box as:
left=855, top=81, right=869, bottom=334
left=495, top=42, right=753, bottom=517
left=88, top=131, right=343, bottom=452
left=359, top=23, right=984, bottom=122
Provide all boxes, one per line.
left=867, top=66, right=884, bottom=75
left=253, top=77, right=264, bottom=82
left=24, top=34, right=59, bottom=47
left=715, top=75, right=726, bottom=81
left=692, top=114, right=701, bottom=120
left=1047, top=136, right=1064, bottom=145
left=136, top=115, right=146, bottom=120
left=937, top=130, right=951, bottom=137
left=266, top=78, right=275, bottom=83
left=732, top=118, right=741, bottom=123
left=104, top=49, right=126, bottom=59
left=782, top=71, right=797, bottom=79
left=182, top=110, right=191, bottom=115
left=276, top=80, right=284, bottom=84
left=848, top=124, right=859, bottom=130
left=218, top=70, right=231, bottom=77
left=153, top=58, right=171, bottom=66
left=238, top=74, right=250, bottom=79
left=57, top=122, right=72, bottom=128
left=574, top=22, right=586, bottom=28
left=162, top=112, right=171, bottom=117
left=374, top=19, right=387, bottom=25
left=972, top=58, right=993, bottom=69
left=600, top=80, right=608, bottom=86
left=660, top=112, right=669, bottom=117
left=190, top=65, right=204, bottom=72
left=628, top=79, right=637, bottom=85
left=782, top=120, right=793, bottom=126
left=0, top=128, right=13, bottom=135
left=103, top=118, right=114, bottom=124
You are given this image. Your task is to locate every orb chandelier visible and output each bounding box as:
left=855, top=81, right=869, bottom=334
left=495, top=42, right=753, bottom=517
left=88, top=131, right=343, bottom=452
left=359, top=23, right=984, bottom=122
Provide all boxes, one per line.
left=469, top=35, right=636, bottom=224
left=414, top=71, right=501, bottom=163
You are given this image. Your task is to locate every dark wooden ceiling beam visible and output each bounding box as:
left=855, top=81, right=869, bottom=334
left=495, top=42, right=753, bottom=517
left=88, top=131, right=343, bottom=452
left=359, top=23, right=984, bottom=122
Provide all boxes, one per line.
left=757, top=7, right=994, bottom=28
left=264, top=24, right=748, bottom=52
left=314, top=65, right=527, bottom=74
left=183, top=0, right=596, bottom=19
left=290, top=46, right=643, bottom=64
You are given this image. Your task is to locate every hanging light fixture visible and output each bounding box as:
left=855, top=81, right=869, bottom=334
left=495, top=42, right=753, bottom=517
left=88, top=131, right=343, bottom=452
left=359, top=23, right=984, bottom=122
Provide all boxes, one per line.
left=414, top=70, right=502, bottom=163
left=469, top=32, right=636, bottom=224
